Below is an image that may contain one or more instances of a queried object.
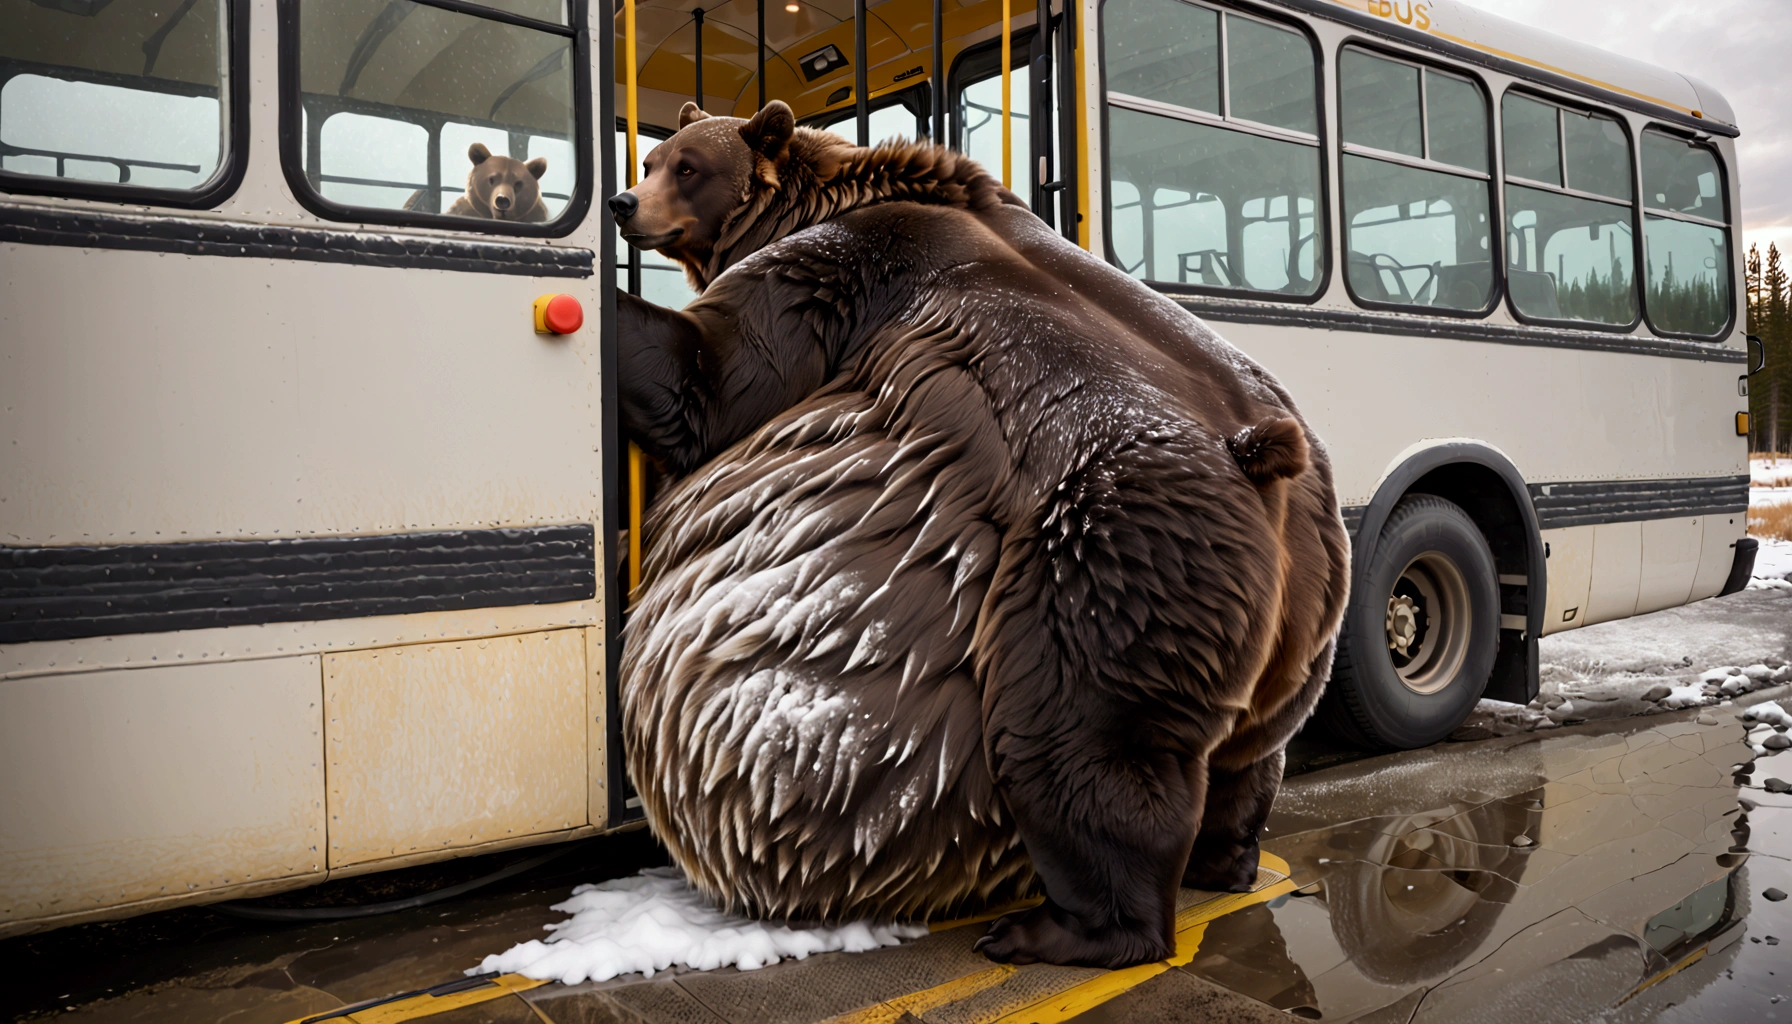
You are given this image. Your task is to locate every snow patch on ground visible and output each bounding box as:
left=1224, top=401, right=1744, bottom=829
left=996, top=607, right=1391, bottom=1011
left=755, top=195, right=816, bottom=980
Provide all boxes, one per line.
left=1753, top=538, right=1792, bottom=586
left=1754, top=457, right=1792, bottom=489
left=1742, top=700, right=1792, bottom=729
left=1450, top=585, right=1792, bottom=741
left=473, top=868, right=926, bottom=985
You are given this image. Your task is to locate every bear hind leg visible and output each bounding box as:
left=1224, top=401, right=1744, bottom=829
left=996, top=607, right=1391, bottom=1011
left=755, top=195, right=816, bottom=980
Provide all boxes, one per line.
left=1181, top=751, right=1280, bottom=893
left=1183, top=640, right=1335, bottom=893
left=975, top=738, right=1209, bottom=970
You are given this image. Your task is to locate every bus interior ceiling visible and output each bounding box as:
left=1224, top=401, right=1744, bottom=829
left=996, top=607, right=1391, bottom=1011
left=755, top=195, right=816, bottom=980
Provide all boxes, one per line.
left=620, top=0, right=1046, bottom=136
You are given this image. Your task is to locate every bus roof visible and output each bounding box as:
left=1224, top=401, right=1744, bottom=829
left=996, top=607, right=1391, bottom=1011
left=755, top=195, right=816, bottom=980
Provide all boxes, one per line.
left=1277, top=0, right=1738, bottom=137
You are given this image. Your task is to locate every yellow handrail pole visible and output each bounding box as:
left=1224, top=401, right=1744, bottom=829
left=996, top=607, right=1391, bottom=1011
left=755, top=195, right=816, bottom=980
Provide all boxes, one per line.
left=1000, top=0, right=1011, bottom=189
left=625, top=0, right=638, bottom=185
left=625, top=0, right=645, bottom=599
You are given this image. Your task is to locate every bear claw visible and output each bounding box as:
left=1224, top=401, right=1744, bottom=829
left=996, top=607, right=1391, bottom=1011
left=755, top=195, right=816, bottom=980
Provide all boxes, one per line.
left=975, top=904, right=1169, bottom=970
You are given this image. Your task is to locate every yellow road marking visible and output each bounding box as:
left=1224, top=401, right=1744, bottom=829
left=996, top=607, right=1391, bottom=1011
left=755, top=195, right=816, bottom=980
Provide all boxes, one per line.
left=832, top=853, right=1296, bottom=1024
left=826, top=964, right=1022, bottom=1024
left=1618, top=945, right=1708, bottom=1005
left=284, top=973, right=548, bottom=1024
left=989, top=859, right=1298, bottom=1024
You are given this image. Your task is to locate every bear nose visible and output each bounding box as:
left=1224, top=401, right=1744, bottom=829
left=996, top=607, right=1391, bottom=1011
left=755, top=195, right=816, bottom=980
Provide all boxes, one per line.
left=608, top=192, right=639, bottom=221
left=493, top=193, right=511, bottom=209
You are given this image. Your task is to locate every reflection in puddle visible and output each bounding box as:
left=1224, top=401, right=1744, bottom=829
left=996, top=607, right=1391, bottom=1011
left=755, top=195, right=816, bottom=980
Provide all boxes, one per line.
left=1242, top=704, right=1787, bottom=1022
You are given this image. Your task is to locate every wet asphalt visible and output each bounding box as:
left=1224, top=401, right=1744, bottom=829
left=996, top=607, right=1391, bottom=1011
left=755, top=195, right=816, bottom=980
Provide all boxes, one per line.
left=3, top=595, right=1789, bottom=1023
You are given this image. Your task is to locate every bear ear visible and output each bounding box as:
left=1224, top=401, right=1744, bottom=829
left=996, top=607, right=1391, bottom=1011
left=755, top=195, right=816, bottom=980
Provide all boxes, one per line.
left=678, top=102, right=711, bottom=129
left=469, top=142, right=491, bottom=165
left=740, top=100, right=795, bottom=163
left=525, top=156, right=548, bottom=179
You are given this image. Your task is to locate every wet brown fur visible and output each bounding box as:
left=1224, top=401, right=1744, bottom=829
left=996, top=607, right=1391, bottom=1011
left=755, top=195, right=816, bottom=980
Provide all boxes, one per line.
left=613, top=102, right=1350, bottom=969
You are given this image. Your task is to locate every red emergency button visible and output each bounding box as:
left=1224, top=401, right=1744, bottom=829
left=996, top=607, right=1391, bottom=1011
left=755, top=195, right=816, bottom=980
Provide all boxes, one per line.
left=533, top=293, right=584, bottom=335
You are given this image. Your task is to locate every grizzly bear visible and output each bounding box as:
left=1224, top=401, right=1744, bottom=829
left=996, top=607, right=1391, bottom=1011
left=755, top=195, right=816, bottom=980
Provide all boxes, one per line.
left=444, top=143, right=548, bottom=221
left=609, top=100, right=1349, bottom=970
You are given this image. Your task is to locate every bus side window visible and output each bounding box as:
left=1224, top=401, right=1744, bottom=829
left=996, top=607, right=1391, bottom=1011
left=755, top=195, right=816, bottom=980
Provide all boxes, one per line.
left=291, top=0, right=582, bottom=231
left=1502, top=94, right=1638, bottom=327
left=1339, top=49, right=1493, bottom=313
left=1640, top=130, right=1730, bottom=337
left=1, top=0, right=229, bottom=199
left=821, top=101, right=924, bottom=147
left=1102, top=0, right=1322, bottom=298
left=958, top=60, right=1033, bottom=199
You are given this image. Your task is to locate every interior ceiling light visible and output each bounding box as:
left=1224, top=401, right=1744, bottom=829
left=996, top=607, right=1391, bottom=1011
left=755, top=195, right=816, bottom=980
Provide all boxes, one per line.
left=785, top=3, right=799, bottom=10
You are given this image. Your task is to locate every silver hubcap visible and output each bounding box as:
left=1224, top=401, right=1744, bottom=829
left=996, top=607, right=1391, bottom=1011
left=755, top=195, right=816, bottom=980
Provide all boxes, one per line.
left=1384, top=551, right=1473, bottom=695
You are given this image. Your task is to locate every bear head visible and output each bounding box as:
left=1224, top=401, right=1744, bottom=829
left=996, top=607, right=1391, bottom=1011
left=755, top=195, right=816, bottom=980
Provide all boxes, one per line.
left=609, top=100, right=1010, bottom=289
left=608, top=101, right=797, bottom=278
left=465, top=142, right=549, bottom=220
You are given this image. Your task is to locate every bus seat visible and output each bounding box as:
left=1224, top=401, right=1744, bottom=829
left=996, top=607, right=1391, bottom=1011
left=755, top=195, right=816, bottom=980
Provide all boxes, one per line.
left=1433, top=261, right=1491, bottom=311
left=1506, top=269, right=1562, bottom=319
left=1347, top=251, right=1391, bottom=303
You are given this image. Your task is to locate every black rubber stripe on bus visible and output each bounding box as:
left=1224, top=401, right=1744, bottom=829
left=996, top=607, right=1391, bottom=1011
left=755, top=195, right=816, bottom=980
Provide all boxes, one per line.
left=1527, top=476, right=1751, bottom=529
left=1341, top=475, right=1749, bottom=540
left=0, top=525, right=596, bottom=644
left=1168, top=294, right=1747, bottom=363
left=0, top=206, right=594, bottom=278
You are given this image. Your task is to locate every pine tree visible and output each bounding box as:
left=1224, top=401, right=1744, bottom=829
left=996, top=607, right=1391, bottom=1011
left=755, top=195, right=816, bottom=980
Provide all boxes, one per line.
left=1748, top=243, right=1765, bottom=451
left=1758, top=243, right=1792, bottom=454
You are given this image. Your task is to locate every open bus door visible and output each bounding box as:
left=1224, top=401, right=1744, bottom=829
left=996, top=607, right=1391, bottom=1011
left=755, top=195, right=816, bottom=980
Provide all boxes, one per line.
left=599, top=0, right=1088, bottom=824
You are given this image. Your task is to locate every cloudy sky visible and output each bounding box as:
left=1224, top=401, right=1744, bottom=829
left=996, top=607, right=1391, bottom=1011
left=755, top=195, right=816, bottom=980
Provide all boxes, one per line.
left=1462, top=0, right=1792, bottom=259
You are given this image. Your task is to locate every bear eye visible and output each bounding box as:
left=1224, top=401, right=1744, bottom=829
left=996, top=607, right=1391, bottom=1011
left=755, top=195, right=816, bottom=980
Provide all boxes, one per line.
left=678, top=165, right=696, bottom=177
left=488, top=176, right=498, bottom=184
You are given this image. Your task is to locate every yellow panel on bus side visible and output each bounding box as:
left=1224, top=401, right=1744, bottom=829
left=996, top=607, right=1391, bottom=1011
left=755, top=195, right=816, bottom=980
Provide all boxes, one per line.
left=322, top=631, right=586, bottom=868
left=1584, top=522, right=1643, bottom=626
left=0, top=659, right=325, bottom=935
left=1636, top=518, right=1703, bottom=615
left=1539, top=526, right=1594, bottom=635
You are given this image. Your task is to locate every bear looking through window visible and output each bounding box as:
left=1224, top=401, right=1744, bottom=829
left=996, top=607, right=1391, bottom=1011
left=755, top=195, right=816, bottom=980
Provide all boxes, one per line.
left=443, top=143, right=549, bottom=222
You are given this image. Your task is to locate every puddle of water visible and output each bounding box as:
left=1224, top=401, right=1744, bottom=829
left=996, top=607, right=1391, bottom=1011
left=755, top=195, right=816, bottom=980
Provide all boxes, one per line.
left=1216, top=698, right=1791, bottom=1024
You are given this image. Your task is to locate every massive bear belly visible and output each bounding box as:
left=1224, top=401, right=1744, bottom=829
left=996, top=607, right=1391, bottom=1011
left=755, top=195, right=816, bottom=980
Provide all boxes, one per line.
left=621, top=326, right=1036, bottom=923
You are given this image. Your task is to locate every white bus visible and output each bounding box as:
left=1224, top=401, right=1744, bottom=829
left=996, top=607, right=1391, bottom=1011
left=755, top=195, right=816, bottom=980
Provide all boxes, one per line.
left=0, top=0, right=1756, bottom=937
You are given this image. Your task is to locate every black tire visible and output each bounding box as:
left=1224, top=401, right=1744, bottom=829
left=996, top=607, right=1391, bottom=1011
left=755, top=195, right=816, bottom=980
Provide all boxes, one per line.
left=1319, top=494, right=1499, bottom=750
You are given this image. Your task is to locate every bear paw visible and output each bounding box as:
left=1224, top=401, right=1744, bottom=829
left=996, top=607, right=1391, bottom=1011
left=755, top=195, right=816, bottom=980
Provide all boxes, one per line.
left=1182, top=840, right=1261, bottom=894
left=973, top=903, right=1170, bottom=970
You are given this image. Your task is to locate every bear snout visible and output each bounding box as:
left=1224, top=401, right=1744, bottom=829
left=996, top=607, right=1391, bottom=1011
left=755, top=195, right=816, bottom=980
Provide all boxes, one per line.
left=608, top=192, right=639, bottom=221
left=492, top=187, right=514, bottom=213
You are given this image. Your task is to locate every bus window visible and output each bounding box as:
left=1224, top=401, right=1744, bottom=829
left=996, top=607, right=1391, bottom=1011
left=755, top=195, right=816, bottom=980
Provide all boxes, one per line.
left=1103, top=0, right=1322, bottom=298
left=820, top=102, right=923, bottom=146
left=614, top=128, right=696, bottom=309
left=1502, top=94, right=1637, bottom=327
left=0, top=0, right=227, bottom=197
left=292, top=0, right=580, bottom=229
left=959, top=65, right=1032, bottom=198
left=1640, top=130, right=1730, bottom=337
left=1339, top=50, right=1492, bottom=313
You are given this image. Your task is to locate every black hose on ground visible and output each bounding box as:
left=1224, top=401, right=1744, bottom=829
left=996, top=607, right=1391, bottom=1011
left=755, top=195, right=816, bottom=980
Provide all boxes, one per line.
left=208, top=842, right=583, bottom=922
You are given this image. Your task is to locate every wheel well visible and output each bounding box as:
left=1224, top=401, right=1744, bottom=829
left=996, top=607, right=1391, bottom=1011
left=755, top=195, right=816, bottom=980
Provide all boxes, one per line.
left=1408, top=464, right=1529, bottom=580
left=1352, top=446, right=1545, bottom=706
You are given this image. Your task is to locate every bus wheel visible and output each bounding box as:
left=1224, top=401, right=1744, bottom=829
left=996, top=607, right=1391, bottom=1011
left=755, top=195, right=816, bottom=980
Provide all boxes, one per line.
left=1320, top=494, right=1500, bottom=750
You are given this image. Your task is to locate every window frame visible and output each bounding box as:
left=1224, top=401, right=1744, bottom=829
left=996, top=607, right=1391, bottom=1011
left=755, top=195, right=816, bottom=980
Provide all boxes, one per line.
left=0, top=0, right=251, bottom=210
left=803, top=84, right=932, bottom=143
left=1334, top=41, right=1501, bottom=319
left=1095, top=0, right=1332, bottom=305
left=1497, top=86, right=1643, bottom=334
left=275, top=0, right=593, bottom=238
left=1637, top=124, right=1734, bottom=342
left=946, top=28, right=1040, bottom=162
